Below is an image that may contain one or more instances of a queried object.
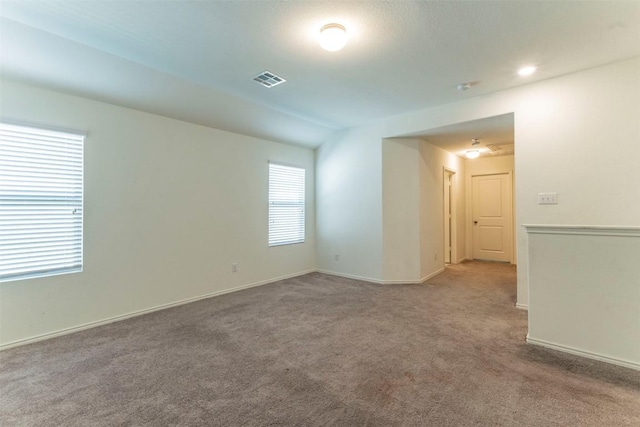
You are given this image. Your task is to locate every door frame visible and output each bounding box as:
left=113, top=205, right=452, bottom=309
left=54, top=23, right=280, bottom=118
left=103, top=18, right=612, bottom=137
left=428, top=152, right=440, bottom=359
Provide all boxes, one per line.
left=443, top=167, right=457, bottom=264
left=468, top=171, right=515, bottom=264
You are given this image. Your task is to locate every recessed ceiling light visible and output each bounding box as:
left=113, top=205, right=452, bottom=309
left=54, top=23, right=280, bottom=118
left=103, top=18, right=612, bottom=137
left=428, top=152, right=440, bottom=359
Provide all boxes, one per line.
left=518, top=65, right=537, bottom=76
left=457, top=83, right=472, bottom=91
left=319, top=23, right=348, bottom=51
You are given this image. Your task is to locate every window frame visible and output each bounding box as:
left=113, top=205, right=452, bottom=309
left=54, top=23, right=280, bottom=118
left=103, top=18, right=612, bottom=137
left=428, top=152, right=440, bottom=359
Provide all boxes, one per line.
left=0, top=122, right=85, bottom=283
left=268, top=161, right=306, bottom=247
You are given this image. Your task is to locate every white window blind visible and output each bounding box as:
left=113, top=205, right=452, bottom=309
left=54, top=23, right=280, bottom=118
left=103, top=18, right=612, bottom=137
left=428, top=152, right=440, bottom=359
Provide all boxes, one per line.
left=268, top=162, right=305, bottom=247
left=0, top=123, right=84, bottom=282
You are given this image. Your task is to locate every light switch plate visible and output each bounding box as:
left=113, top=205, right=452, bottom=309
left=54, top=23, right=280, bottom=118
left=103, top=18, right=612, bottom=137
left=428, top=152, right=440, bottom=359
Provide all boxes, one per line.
left=538, top=192, right=558, bottom=204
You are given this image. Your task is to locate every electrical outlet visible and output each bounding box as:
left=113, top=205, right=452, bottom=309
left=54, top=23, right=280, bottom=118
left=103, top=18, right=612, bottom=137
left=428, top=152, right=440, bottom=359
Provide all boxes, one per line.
left=538, top=192, right=558, bottom=205
left=334, top=254, right=340, bottom=261
left=231, top=263, right=238, bottom=273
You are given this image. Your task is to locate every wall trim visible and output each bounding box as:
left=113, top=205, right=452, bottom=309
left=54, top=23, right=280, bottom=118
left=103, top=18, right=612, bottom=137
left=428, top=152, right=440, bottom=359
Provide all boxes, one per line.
left=515, top=302, right=528, bottom=310
left=420, top=268, right=445, bottom=283
left=523, top=224, right=640, bottom=237
left=316, top=269, right=388, bottom=284
left=377, top=267, right=445, bottom=284
left=526, top=336, right=639, bottom=371
left=315, top=269, right=445, bottom=285
left=0, top=269, right=315, bottom=351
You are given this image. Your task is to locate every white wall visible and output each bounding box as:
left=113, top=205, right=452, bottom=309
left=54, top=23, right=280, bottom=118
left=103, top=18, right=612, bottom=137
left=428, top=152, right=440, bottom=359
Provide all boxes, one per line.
left=382, top=138, right=421, bottom=282
left=525, top=225, right=640, bottom=369
left=316, top=131, right=467, bottom=284
left=0, top=81, right=316, bottom=347
left=315, top=125, right=384, bottom=281
left=465, top=154, right=514, bottom=176
left=465, top=155, right=515, bottom=263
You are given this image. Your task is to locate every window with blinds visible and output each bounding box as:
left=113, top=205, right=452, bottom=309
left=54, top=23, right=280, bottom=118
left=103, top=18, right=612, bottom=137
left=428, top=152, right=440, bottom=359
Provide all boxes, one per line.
left=268, top=162, right=305, bottom=247
left=0, top=122, right=84, bottom=282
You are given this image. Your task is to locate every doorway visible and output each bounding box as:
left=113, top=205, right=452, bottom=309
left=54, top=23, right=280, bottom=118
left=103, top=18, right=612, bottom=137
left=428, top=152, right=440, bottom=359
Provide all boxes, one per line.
left=471, top=172, right=513, bottom=262
left=443, top=168, right=456, bottom=264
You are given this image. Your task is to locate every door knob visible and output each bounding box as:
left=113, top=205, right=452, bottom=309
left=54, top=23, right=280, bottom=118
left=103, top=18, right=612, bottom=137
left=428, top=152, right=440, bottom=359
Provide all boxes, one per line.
left=474, top=221, right=478, bottom=224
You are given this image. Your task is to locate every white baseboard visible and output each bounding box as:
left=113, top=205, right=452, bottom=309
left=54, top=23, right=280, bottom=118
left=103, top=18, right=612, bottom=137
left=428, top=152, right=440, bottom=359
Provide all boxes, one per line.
left=0, top=269, right=315, bottom=351
left=526, top=336, right=639, bottom=371
left=515, top=303, right=528, bottom=310
left=420, top=268, right=445, bottom=283
left=316, top=269, right=385, bottom=284
left=455, top=257, right=469, bottom=264
left=316, top=268, right=445, bottom=285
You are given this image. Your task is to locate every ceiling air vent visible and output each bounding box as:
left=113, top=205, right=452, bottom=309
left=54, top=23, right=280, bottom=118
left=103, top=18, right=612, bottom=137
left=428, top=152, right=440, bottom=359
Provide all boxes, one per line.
left=253, top=71, right=286, bottom=88
left=486, top=143, right=515, bottom=155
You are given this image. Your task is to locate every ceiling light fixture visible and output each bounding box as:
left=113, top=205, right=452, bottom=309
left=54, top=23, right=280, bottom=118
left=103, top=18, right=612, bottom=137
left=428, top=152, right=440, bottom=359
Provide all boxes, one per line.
left=466, top=138, right=481, bottom=159
left=518, top=65, right=537, bottom=76
left=465, top=150, right=480, bottom=159
left=319, top=23, right=348, bottom=51
left=457, top=83, right=472, bottom=91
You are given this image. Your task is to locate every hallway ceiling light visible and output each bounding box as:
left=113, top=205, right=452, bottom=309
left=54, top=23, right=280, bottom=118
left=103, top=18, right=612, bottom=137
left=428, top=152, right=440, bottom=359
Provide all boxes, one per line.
left=518, top=65, right=537, bottom=76
left=465, top=150, right=480, bottom=159
left=319, top=23, right=348, bottom=51
left=466, top=138, right=481, bottom=159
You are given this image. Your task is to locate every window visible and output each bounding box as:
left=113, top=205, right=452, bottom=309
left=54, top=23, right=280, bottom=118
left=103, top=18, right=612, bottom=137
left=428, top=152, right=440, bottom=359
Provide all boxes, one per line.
left=0, top=123, right=84, bottom=282
left=268, top=162, right=305, bottom=246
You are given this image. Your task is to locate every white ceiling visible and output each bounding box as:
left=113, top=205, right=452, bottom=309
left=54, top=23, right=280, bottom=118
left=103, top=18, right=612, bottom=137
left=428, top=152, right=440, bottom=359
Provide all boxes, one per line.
left=1, top=1, right=639, bottom=148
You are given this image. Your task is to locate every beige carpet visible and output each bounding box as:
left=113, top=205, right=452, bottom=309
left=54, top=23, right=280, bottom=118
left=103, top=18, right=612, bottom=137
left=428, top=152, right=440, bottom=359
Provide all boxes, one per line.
left=1, top=261, right=639, bottom=426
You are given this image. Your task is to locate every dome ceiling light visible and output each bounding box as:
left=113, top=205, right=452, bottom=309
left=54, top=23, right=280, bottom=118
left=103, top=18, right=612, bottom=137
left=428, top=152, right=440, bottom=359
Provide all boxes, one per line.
left=318, top=23, right=349, bottom=52
left=466, top=138, right=481, bottom=159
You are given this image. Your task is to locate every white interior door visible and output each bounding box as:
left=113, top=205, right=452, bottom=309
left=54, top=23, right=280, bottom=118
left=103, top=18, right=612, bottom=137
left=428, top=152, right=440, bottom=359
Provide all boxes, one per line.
left=472, top=173, right=512, bottom=262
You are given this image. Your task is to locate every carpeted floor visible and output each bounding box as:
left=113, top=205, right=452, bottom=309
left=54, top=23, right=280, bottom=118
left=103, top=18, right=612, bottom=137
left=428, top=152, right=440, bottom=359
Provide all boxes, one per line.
left=1, top=261, right=639, bottom=426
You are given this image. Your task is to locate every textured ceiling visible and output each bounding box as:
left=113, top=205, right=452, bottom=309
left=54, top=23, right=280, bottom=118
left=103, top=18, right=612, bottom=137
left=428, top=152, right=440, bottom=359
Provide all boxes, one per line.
left=1, top=1, right=639, bottom=148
